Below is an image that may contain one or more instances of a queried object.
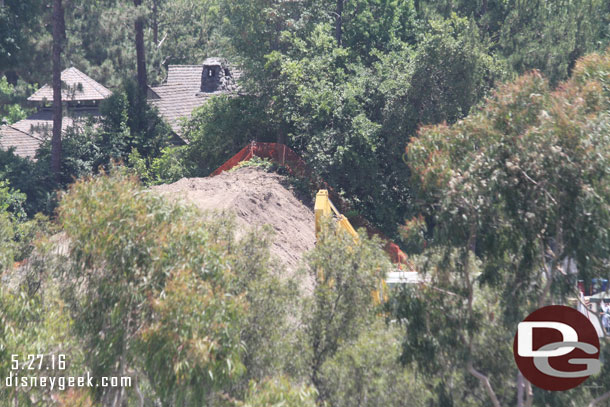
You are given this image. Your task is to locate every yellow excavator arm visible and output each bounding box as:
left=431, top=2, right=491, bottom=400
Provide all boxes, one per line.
left=314, top=190, right=358, bottom=239
left=314, top=190, right=388, bottom=303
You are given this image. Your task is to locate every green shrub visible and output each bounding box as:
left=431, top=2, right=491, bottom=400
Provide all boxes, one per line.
left=239, top=376, right=317, bottom=407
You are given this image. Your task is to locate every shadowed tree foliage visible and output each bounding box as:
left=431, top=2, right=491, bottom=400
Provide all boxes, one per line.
left=57, top=169, right=302, bottom=405
left=302, top=218, right=392, bottom=400
left=395, top=48, right=610, bottom=407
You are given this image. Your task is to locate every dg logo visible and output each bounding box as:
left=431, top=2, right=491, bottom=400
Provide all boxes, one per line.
left=513, top=305, right=601, bottom=391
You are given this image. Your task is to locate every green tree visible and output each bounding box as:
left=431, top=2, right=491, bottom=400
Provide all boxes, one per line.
left=58, top=171, right=248, bottom=404
left=0, top=283, right=80, bottom=406
left=302, top=218, right=392, bottom=401
left=182, top=94, right=274, bottom=176
left=397, top=49, right=610, bottom=406
left=319, top=320, right=431, bottom=407
left=238, top=376, right=318, bottom=407
left=149, top=0, right=225, bottom=71
left=0, top=200, right=70, bottom=407
left=498, top=0, right=609, bottom=84
left=0, top=76, right=35, bottom=125
left=0, top=180, right=51, bottom=271
left=0, top=0, right=44, bottom=75
left=0, top=181, right=21, bottom=271
left=420, top=0, right=609, bottom=84
left=342, top=0, right=420, bottom=63
left=254, top=15, right=502, bottom=234
left=57, top=169, right=304, bottom=405
left=225, top=226, right=303, bottom=394
left=99, top=78, right=172, bottom=162
left=0, top=149, right=54, bottom=215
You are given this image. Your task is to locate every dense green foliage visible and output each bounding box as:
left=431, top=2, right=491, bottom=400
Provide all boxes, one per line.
left=0, top=76, right=35, bottom=125
left=0, top=170, right=417, bottom=406
left=58, top=171, right=248, bottom=405
left=303, top=219, right=390, bottom=390
left=1, top=0, right=226, bottom=87
left=172, top=0, right=607, bottom=237
left=182, top=94, right=273, bottom=176
left=395, top=48, right=610, bottom=406
left=185, top=11, right=506, bottom=233
left=0, top=0, right=44, bottom=74
left=1, top=1, right=610, bottom=406
left=2, top=0, right=608, bottom=236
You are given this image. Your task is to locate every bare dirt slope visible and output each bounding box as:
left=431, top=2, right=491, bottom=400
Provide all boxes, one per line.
left=152, top=167, right=316, bottom=274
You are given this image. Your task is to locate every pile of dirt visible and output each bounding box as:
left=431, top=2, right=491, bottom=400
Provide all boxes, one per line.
left=152, top=167, right=316, bottom=275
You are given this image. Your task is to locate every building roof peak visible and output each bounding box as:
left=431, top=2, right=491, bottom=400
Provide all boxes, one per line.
left=27, top=67, right=112, bottom=103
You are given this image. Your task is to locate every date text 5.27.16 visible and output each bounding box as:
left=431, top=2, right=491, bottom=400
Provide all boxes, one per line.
left=11, top=354, right=66, bottom=371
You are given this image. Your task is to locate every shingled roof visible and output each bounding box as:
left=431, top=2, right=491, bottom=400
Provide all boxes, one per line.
left=165, top=63, right=243, bottom=86
left=0, top=125, right=42, bottom=159
left=148, top=62, right=242, bottom=138
left=28, top=67, right=111, bottom=103
left=165, top=65, right=205, bottom=86
left=0, top=108, right=101, bottom=160
left=148, top=85, right=211, bottom=136
left=1, top=66, right=110, bottom=159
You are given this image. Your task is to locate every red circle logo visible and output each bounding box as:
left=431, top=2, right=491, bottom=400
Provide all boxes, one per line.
left=513, top=305, right=600, bottom=391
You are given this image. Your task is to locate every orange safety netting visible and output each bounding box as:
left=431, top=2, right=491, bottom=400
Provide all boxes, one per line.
left=211, top=142, right=308, bottom=177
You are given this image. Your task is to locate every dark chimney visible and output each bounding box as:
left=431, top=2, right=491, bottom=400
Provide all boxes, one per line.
left=200, top=57, right=233, bottom=93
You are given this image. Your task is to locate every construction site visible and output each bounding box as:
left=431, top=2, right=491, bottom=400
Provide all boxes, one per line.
left=2, top=1, right=609, bottom=403
left=154, top=142, right=419, bottom=291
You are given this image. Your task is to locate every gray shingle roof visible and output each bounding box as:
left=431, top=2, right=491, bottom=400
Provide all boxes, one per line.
left=0, top=125, right=41, bottom=159
left=149, top=63, right=242, bottom=138
left=0, top=108, right=101, bottom=160
left=148, top=84, right=212, bottom=136
left=28, top=67, right=112, bottom=102
left=165, top=64, right=242, bottom=85
left=166, top=65, right=204, bottom=86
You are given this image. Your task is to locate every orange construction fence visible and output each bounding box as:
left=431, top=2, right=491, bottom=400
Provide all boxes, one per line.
left=211, top=142, right=308, bottom=177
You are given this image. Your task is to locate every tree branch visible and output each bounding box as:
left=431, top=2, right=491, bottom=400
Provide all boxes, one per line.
left=467, top=362, right=502, bottom=407
left=517, top=371, right=524, bottom=407
left=525, top=380, right=534, bottom=407
left=589, top=391, right=610, bottom=407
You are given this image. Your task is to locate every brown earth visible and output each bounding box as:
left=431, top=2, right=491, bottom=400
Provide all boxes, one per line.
left=152, top=166, right=316, bottom=276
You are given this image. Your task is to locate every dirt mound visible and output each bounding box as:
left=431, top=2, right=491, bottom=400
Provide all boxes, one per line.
left=152, top=167, right=316, bottom=275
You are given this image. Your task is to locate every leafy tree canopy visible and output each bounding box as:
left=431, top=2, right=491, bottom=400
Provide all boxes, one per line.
left=395, top=48, right=610, bottom=406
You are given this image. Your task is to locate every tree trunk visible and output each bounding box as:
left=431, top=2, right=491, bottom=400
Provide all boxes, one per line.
left=51, top=0, right=64, bottom=182
left=466, top=362, right=501, bottom=407
left=525, top=380, right=533, bottom=407
left=589, top=391, right=610, bottom=407
left=516, top=371, right=524, bottom=407
left=335, top=0, right=344, bottom=46
left=134, top=0, right=147, bottom=95
left=152, top=0, right=159, bottom=46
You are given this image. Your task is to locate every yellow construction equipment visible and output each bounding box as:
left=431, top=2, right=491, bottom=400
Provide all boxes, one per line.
left=314, top=190, right=358, bottom=240
left=315, top=189, right=389, bottom=303
left=313, top=189, right=421, bottom=302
